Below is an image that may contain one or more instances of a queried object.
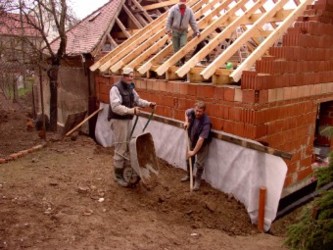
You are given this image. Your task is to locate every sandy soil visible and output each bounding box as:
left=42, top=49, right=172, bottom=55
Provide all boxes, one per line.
left=0, top=90, right=291, bottom=249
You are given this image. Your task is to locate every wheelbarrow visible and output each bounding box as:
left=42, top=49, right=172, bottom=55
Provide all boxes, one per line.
left=121, top=110, right=159, bottom=186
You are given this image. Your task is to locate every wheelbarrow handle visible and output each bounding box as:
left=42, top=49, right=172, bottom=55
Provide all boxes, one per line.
left=142, top=108, right=155, bottom=133
left=129, top=115, right=139, bottom=139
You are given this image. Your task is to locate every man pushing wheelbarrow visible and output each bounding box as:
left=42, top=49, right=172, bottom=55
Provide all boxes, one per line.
left=109, top=67, right=157, bottom=187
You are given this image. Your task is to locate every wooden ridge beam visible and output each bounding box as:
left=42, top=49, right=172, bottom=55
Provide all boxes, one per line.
left=231, top=0, right=313, bottom=82
left=201, top=0, right=290, bottom=80
left=177, top=0, right=265, bottom=78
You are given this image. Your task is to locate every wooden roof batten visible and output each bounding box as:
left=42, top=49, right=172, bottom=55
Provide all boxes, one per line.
left=91, top=0, right=314, bottom=84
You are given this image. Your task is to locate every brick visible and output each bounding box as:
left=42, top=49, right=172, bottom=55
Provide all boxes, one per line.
left=229, top=107, right=242, bottom=121
left=223, top=87, right=235, bottom=102
left=196, top=84, right=215, bottom=98
left=297, top=166, right=313, bottom=181
left=211, top=117, right=224, bottom=130
left=223, top=120, right=235, bottom=134
left=242, top=89, right=256, bottom=103
left=234, top=87, right=242, bottom=102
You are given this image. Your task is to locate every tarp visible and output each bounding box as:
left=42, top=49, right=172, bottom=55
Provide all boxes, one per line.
left=95, top=103, right=287, bottom=231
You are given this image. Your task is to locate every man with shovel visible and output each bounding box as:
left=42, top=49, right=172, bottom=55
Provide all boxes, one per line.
left=182, top=101, right=212, bottom=191
left=109, top=67, right=156, bottom=187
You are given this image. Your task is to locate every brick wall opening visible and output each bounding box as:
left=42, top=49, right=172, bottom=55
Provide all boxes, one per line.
left=313, top=101, right=333, bottom=162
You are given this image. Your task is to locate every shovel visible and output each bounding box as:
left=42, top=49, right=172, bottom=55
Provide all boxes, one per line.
left=186, top=129, right=193, bottom=192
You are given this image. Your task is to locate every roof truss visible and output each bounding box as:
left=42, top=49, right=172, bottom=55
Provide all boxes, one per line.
left=91, top=0, right=314, bottom=84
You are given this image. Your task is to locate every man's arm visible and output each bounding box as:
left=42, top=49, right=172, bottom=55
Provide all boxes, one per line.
left=166, top=7, right=174, bottom=34
left=188, top=137, right=205, bottom=157
left=189, top=9, right=199, bottom=35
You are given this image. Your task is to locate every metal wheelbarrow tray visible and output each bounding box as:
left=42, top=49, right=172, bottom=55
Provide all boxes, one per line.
left=129, top=132, right=159, bottom=183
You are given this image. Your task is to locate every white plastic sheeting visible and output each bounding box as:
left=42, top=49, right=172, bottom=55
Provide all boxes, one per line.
left=95, top=103, right=287, bottom=231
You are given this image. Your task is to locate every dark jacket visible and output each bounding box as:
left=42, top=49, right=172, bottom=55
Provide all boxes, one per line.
left=108, top=81, right=135, bottom=120
left=187, top=109, right=212, bottom=148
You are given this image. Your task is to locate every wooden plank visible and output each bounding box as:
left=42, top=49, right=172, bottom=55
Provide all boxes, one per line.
left=127, top=36, right=169, bottom=69
left=98, top=18, right=165, bottom=72
left=137, top=44, right=173, bottom=74
left=131, top=0, right=153, bottom=22
left=90, top=10, right=167, bottom=72
left=115, top=18, right=131, bottom=38
left=123, top=4, right=143, bottom=29
left=110, top=30, right=166, bottom=72
left=201, top=0, right=290, bottom=80
left=176, top=0, right=265, bottom=78
left=65, top=108, right=103, bottom=137
left=135, top=13, right=148, bottom=26
left=231, top=0, right=313, bottom=82
left=166, top=66, right=184, bottom=81
left=138, top=111, right=292, bottom=160
left=143, top=0, right=178, bottom=11
left=107, top=34, right=118, bottom=48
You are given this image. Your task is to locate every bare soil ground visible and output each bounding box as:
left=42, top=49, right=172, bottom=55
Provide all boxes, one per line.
left=0, top=90, right=295, bottom=249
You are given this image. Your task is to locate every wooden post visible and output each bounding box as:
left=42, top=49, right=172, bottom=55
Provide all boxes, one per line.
left=258, top=186, right=266, bottom=232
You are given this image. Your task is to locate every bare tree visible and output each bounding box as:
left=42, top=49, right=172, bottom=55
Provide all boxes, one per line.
left=1, top=0, right=71, bottom=131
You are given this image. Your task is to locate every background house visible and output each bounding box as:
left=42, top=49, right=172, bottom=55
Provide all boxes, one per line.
left=0, top=12, right=42, bottom=98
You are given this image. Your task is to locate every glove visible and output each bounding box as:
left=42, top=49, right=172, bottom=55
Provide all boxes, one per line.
left=149, top=102, right=156, bottom=108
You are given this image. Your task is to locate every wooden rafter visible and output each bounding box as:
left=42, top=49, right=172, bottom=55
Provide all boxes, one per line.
left=91, top=0, right=313, bottom=85
left=131, top=0, right=154, bottom=22
left=201, top=0, right=291, bottom=80
left=141, top=0, right=229, bottom=75
left=176, top=0, right=265, bottom=77
left=231, top=0, right=313, bottom=82
left=123, top=4, right=143, bottom=29
left=156, top=0, right=246, bottom=76
left=107, top=34, right=118, bottom=48
left=115, top=18, right=131, bottom=38
left=143, top=0, right=178, bottom=11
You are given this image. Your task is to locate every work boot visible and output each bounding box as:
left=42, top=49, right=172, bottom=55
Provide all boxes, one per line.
left=114, top=168, right=128, bottom=187
left=180, top=175, right=190, bottom=182
left=180, top=164, right=192, bottom=182
left=193, top=168, right=203, bottom=191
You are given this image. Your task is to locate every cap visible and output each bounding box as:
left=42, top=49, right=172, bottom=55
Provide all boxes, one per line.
left=179, top=0, right=186, bottom=3
left=122, top=67, right=133, bottom=75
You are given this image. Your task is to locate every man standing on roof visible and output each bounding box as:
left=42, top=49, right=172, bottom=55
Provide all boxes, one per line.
left=109, top=67, right=156, bottom=187
left=166, top=0, right=200, bottom=65
left=182, top=101, right=212, bottom=191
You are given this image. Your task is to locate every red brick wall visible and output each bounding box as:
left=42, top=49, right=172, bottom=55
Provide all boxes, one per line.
left=94, top=0, right=333, bottom=190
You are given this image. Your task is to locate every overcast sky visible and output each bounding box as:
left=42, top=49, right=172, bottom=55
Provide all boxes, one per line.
left=70, top=0, right=109, bottom=19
